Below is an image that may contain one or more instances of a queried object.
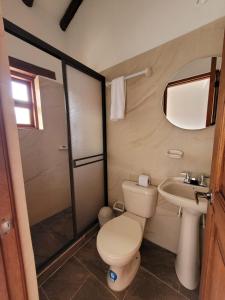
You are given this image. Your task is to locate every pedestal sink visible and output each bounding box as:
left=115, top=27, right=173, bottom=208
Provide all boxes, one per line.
left=158, top=177, right=209, bottom=290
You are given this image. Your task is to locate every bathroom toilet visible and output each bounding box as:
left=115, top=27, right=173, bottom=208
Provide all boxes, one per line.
left=97, top=180, right=157, bottom=291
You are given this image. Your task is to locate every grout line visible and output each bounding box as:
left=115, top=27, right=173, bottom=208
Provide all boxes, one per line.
left=140, top=266, right=190, bottom=300
left=39, top=232, right=97, bottom=287
left=75, top=239, right=189, bottom=300
left=70, top=275, right=90, bottom=300
left=40, top=286, right=51, bottom=300
left=122, top=288, right=129, bottom=300
left=75, top=256, right=118, bottom=300
left=39, top=231, right=192, bottom=300
left=71, top=233, right=97, bottom=257
left=39, top=254, right=73, bottom=287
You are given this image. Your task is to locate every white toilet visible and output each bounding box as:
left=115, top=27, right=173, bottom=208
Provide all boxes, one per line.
left=97, top=180, right=157, bottom=291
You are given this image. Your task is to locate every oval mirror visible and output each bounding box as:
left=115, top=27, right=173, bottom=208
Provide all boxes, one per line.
left=163, top=56, right=221, bottom=130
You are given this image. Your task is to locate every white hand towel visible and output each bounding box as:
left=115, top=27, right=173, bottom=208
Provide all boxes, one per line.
left=110, top=76, right=126, bottom=121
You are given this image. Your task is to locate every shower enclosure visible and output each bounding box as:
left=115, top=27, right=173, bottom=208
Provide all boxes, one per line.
left=4, top=19, right=107, bottom=273
left=64, top=65, right=106, bottom=235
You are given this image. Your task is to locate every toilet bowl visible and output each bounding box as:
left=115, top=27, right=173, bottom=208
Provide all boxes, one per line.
left=97, top=181, right=157, bottom=291
left=97, top=212, right=144, bottom=291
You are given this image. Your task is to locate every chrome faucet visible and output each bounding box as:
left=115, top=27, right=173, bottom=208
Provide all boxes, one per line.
left=180, top=171, right=191, bottom=184
left=180, top=172, right=209, bottom=187
left=198, top=174, right=210, bottom=187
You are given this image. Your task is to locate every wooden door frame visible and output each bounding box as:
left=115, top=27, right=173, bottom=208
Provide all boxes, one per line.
left=200, top=32, right=225, bottom=299
left=209, top=60, right=225, bottom=192
left=0, top=15, right=29, bottom=299
left=0, top=91, right=28, bottom=299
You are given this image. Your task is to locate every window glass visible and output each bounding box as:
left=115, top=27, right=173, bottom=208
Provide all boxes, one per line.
left=11, top=72, right=35, bottom=127
left=11, top=80, right=29, bottom=102
left=14, top=107, right=31, bottom=125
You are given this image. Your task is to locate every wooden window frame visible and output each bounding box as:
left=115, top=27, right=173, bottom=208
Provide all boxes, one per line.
left=9, top=57, right=56, bottom=130
left=9, top=56, right=56, bottom=80
left=11, top=70, right=39, bottom=129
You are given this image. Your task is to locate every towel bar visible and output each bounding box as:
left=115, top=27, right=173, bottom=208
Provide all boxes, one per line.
left=106, top=67, right=151, bottom=87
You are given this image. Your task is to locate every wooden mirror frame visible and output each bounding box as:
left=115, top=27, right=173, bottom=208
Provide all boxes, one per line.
left=163, top=57, right=220, bottom=129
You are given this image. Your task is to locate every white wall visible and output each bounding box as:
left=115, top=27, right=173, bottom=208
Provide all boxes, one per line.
left=2, top=0, right=66, bottom=84
left=103, top=17, right=225, bottom=253
left=6, top=33, right=64, bottom=83
left=65, top=0, right=225, bottom=71
left=19, top=77, right=71, bottom=226
left=1, top=0, right=66, bottom=52
left=2, top=0, right=225, bottom=73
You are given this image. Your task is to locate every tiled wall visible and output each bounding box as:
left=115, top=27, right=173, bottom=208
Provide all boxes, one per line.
left=18, top=77, right=71, bottom=226
left=103, top=17, right=225, bottom=253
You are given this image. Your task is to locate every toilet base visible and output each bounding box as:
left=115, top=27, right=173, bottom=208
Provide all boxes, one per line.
left=107, top=251, right=140, bottom=291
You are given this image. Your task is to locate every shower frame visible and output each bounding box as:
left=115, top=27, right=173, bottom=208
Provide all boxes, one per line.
left=3, top=19, right=108, bottom=274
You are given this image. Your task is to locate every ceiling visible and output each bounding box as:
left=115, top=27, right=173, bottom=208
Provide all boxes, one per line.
left=33, top=0, right=71, bottom=20
left=2, top=0, right=225, bottom=71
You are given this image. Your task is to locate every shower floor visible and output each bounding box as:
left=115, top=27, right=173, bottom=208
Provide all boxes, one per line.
left=30, top=207, right=74, bottom=269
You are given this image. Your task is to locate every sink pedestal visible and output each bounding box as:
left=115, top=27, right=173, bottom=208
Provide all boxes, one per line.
left=175, top=209, right=201, bottom=290
left=158, top=177, right=208, bottom=290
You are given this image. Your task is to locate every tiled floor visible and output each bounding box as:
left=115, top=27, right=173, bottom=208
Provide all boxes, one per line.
left=31, top=208, right=74, bottom=268
left=39, top=235, right=199, bottom=300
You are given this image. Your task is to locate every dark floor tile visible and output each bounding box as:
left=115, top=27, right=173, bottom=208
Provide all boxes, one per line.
left=39, top=227, right=198, bottom=300
left=35, top=254, right=47, bottom=269
left=31, top=224, right=65, bottom=267
left=39, top=287, right=49, bottom=300
left=72, top=275, right=116, bottom=300
left=178, top=284, right=199, bottom=300
left=42, top=257, right=89, bottom=300
left=75, top=236, right=126, bottom=299
left=124, top=268, right=186, bottom=300
left=141, top=240, right=199, bottom=299
left=76, top=235, right=108, bottom=284
left=41, top=207, right=74, bottom=241
left=31, top=208, right=74, bottom=268
left=141, top=240, right=180, bottom=291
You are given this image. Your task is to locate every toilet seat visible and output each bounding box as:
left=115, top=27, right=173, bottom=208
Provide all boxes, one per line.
left=97, top=214, right=142, bottom=266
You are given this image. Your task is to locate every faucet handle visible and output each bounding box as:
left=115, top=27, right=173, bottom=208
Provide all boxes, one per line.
left=199, top=174, right=210, bottom=179
left=198, top=174, right=210, bottom=187
left=180, top=171, right=191, bottom=183
left=180, top=171, right=191, bottom=177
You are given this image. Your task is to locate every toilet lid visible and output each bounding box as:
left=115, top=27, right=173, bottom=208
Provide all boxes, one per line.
left=97, top=215, right=142, bottom=259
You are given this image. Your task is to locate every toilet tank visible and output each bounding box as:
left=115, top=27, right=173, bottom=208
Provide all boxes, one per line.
left=122, top=181, right=157, bottom=218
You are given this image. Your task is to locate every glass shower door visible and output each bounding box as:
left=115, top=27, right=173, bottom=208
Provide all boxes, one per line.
left=65, top=65, right=107, bottom=235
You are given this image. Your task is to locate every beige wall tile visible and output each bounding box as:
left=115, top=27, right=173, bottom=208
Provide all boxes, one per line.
left=103, top=17, right=225, bottom=253
left=19, top=77, right=71, bottom=225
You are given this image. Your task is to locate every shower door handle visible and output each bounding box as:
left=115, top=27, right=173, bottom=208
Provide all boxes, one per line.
left=58, top=145, right=68, bottom=150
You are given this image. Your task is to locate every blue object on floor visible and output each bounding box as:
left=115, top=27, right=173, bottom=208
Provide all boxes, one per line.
left=108, top=270, right=117, bottom=282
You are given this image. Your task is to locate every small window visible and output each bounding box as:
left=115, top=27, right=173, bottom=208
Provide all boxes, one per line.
left=11, top=71, right=38, bottom=128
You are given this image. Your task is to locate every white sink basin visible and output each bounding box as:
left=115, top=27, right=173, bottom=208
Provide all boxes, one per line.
left=158, top=177, right=208, bottom=214
left=158, top=177, right=209, bottom=291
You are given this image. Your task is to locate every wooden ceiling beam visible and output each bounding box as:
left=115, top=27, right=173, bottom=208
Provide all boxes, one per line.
left=22, top=0, right=34, bottom=7
left=60, top=0, right=83, bottom=31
